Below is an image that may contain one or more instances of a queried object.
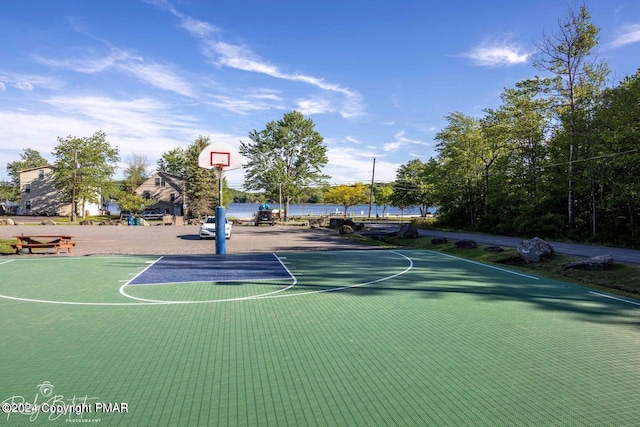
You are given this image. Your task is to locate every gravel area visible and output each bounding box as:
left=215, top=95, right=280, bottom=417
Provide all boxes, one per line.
left=1, top=222, right=374, bottom=256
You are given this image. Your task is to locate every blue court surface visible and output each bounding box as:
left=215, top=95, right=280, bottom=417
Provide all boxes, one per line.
left=128, top=253, right=293, bottom=286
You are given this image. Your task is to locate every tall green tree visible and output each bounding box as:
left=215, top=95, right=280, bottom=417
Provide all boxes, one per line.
left=240, top=111, right=329, bottom=220
left=374, top=183, right=394, bottom=217
left=6, top=148, right=49, bottom=185
left=434, top=113, right=484, bottom=226
left=391, top=158, right=439, bottom=218
left=533, top=4, right=601, bottom=230
left=490, top=80, right=557, bottom=235
left=324, top=183, right=369, bottom=216
left=122, top=153, right=151, bottom=194
left=588, top=70, right=640, bottom=242
left=157, top=147, right=187, bottom=176
left=52, top=131, right=120, bottom=220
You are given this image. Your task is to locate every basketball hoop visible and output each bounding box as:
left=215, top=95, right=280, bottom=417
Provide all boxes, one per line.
left=197, top=142, right=241, bottom=256
left=198, top=143, right=241, bottom=171
left=209, top=151, right=231, bottom=170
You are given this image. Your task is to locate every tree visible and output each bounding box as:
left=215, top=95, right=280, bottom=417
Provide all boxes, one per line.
left=434, top=113, right=485, bottom=226
left=533, top=4, right=601, bottom=230
left=391, top=158, right=439, bottom=217
left=240, top=111, right=329, bottom=220
left=6, top=148, right=48, bottom=185
left=374, top=183, right=394, bottom=217
left=116, top=191, right=148, bottom=216
left=324, top=183, right=369, bottom=216
left=51, top=131, right=120, bottom=220
left=122, top=153, right=151, bottom=194
left=157, top=147, right=187, bottom=176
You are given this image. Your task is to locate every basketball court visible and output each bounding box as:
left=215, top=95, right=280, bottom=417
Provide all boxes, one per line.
left=1, top=250, right=639, bottom=425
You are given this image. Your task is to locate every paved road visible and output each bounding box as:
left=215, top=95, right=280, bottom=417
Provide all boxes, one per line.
left=368, top=224, right=640, bottom=265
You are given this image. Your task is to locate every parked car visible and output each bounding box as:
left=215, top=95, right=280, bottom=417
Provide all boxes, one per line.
left=142, top=209, right=164, bottom=220
left=254, top=209, right=275, bottom=226
left=199, top=215, right=232, bottom=239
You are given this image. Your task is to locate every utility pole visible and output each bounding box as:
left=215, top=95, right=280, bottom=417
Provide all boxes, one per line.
left=71, top=150, right=77, bottom=222
left=367, top=157, right=376, bottom=220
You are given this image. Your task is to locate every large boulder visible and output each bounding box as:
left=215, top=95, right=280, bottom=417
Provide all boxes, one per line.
left=563, top=255, right=614, bottom=271
left=309, top=217, right=326, bottom=229
left=517, top=237, right=554, bottom=262
left=397, top=224, right=419, bottom=239
left=339, top=225, right=354, bottom=235
left=454, top=239, right=477, bottom=249
left=0, top=218, right=15, bottom=226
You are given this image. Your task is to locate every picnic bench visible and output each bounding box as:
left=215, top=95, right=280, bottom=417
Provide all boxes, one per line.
left=11, top=235, right=76, bottom=255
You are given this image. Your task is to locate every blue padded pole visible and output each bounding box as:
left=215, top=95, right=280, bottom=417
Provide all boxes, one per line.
left=215, top=206, right=226, bottom=255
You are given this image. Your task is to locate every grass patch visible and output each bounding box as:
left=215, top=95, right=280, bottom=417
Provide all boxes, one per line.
left=375, top=234, right=640, bottom=299
left=0, top=239, right=14, bottom=255
left=341, top=233, right=398, bottom=247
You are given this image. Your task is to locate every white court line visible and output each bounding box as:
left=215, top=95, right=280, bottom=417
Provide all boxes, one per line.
left=252, top=250, right=414, bottom=299
left=119, top=253, right=298, bottom=303
left=0, top=251, right=412, bottom=306
left=589, top=291, right=640, bottom=306
left=121, top=256, right=164, bottom=287
left=428, top=250, right=540, bottom=280
left=0, top=259, right=16, bottom=265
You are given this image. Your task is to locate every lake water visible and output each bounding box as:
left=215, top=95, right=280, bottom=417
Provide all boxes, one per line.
left=225, top=202, right=433, bottom=218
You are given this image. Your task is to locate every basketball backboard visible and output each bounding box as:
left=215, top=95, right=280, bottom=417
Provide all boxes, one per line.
left=198, top=142, right=242, bottom=171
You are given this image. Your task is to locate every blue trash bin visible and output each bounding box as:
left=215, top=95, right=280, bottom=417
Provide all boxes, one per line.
left=127, top=215, right=133, bottom=226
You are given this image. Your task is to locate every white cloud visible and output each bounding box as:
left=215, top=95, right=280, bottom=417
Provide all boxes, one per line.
left=152, top=1, right=365, bottom=118
left=36, top=49, right=195, bottom=97
left=296, top=98, right=334, bottom=115
left=0, top=82, right=5, bottom=91
left=383, top=130, right=429, bottom=152
left=325, top=146, right=397, bottom=185
left=464, top=38, right=529, bottom=67
left=15, top=81, right=34, bottom=91
left=118, top=61, right=195, bottom=97
left=611, top=23, right=640, bottom=47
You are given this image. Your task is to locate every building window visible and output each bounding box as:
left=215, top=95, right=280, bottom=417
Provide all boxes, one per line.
left=170, top=193, right=176, bottom=202
left=25, top=183, right=31, bottom=193
left=155, top=178, right=160, bottom=186
left=38, top=169, right=45, bottom=179
left=143, top=191, right=151, bottom=199
left=25, top=200, right=31, bottom=210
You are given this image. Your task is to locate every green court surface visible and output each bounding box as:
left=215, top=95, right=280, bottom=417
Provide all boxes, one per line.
left=1, top=250, right=639, bottom=426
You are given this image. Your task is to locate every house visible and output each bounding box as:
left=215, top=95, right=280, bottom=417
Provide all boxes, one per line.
left=18, top=165, right=101, bottom=216
left=134, top=171, right=184, bottom=216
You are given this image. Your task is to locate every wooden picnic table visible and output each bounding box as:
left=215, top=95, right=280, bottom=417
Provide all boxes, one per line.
left=11, top=235, right=76, bottom=255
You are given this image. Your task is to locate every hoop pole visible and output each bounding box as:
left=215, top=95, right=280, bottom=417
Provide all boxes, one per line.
left=215, top=167, right=226, bottom=255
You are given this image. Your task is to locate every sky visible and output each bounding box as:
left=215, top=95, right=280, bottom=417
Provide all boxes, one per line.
left=1, top=0, right=639, bottom=190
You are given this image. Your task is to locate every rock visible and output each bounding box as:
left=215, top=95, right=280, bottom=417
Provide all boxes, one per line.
left=330, top=218, right=363, bottom=230
left=309, top=218, right=325, bottom=228
left=563, top=255, right=614, bottom=271
left=80, top=220, right=95, bottom=226
left=0, top=218, right=15, bottom=226
left=517, top=237, right=554, bottom=262
left=455, top=239, right=477, bottom=249
left=431, top=237, right=448, bottom=244
left=339, top=225, right=354, bottom=235
left=397, top=224, right=419, bottom=239
left=484, top=245, right=504, bottom=253
left=41, top=220, right=56, bottom=226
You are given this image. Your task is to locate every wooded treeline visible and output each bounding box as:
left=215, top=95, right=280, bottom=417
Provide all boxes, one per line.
left=414, top=69, right=640, bottom=245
